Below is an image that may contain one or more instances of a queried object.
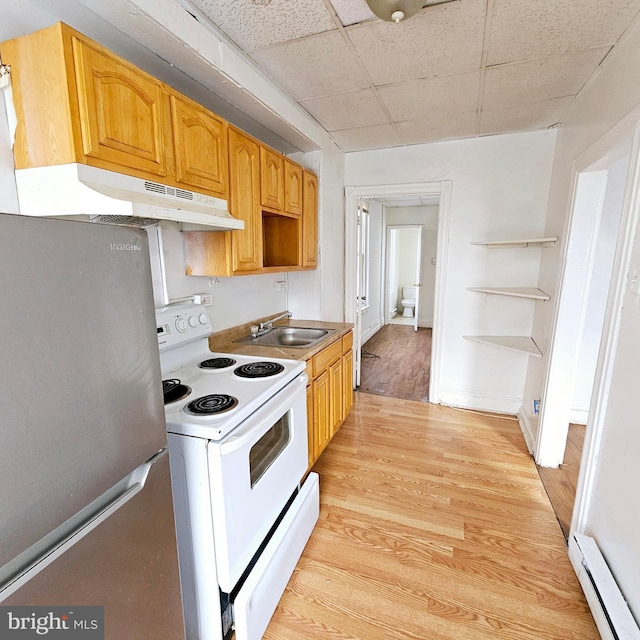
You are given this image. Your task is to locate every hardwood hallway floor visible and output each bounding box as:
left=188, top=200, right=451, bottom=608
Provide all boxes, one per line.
left=264, top=393, right=599, bottom=640
left=360, top=324, right=431, bottom=401
left=538, top=423, right=586, bottom=540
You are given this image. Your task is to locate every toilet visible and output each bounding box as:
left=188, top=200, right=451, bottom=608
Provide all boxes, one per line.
left=401, top=286, right=417, bottom=318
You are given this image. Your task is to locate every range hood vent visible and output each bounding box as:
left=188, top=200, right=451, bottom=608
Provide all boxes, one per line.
left=14, top=163, right=244, bottom=231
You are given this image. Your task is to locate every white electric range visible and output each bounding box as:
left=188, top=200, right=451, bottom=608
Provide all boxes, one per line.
left=156, top=302, right=319, bottom=640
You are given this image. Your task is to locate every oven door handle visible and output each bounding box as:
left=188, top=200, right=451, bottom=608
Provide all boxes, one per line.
left=217, top=373, right=307, bottom=455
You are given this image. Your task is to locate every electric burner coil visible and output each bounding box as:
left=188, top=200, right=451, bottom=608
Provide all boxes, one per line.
left=199, top=357, right=237, bottom=370
left=234, top=361, right=285, bottom=379
left=163, top=379, right=191, bottom=404
left=186, top=394, right=239, bottom=415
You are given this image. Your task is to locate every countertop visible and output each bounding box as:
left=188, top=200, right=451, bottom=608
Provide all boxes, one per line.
left=208, top=316, right=353, bottom=361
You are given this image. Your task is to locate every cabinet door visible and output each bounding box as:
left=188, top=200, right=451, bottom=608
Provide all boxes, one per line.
left=342, top=348, right=354, bottom=420
left=228, top=127, right=262, bottom=272
left=72, top=36, right=166, bottom=176
left=170, top=94, right=228, bottom=198
left=260, top=146, right=284, bottom=211
left=306, top=384, right=315, bottom=468
left=302, top=171, right=318, bottom=268
left=312, top=370, right=331, bottom=460
left=329, top=358, right=343, bottom=437
left=284, top=159, right=303, bottom=215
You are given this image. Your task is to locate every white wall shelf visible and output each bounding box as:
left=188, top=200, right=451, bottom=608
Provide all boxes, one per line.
left=471, top=237, right=558, bottom=248
left=467, top=286, right=551, bottom=301
left=463, top=335, right=543, bottom=357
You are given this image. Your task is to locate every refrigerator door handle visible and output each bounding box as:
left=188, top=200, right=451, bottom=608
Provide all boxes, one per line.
left=1, top=449, right=165, bottom=600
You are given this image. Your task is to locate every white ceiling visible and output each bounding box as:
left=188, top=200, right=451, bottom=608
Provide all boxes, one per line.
left=181, top=0, right=640, bottom=153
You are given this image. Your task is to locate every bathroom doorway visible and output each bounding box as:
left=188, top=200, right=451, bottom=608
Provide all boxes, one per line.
left=360, top=216, right=436, bottom=402
left=386, top=225, right=422, bottom=330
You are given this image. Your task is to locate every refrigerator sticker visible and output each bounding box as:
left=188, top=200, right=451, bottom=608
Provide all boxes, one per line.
left=0, top=607, right=103, bottom=639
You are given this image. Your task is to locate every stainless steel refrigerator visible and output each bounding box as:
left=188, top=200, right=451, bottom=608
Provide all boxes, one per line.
left=0, top=212, right=185, bottom=638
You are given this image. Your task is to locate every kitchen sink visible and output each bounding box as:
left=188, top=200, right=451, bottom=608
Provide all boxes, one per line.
left=234, top=327, right=335, bottom=348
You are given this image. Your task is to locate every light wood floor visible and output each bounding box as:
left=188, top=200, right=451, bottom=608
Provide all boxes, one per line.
left=264, top=393, right=599, bottom=640
left=361, top=324, right=583, bottom=543
left=360, top=324, right=431, bottom=402
left=538, top=424, right=586, bottom=540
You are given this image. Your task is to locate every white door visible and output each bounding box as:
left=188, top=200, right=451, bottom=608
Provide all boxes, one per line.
left=412, top=228, right=423, bottom=332
left=354, top=199, right=369, bottom=386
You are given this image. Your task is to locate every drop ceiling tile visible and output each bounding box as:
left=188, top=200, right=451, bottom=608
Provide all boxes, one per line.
left=300, top=89, right=390, bottom=131
left=396, top=112, right=478, bottom=146
left=329, top=0, right=376, bottom=26
left=250, top=30, right=371, bottom=101
left=487, top=0, right=640, bottom=66
left=330, top=124, right=402, bottom=152
left=479, top=96, right=574, bottom=136
left=483, top=47, right=609, bottom=110
left=378, top=71, right=481, bottom=121
left=346, top=0, right=486, bottom=85
left=190, top=0, right=336, bottom=51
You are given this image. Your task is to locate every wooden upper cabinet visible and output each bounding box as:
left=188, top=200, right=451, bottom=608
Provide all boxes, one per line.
left=228, top=127, right=262, bottom=272
left=302, top=170, right=318, bottom=269
left=284, top=159, right=303, bottom=215
left=170, top=94, right=228, bottom=198
left=260, top=146, right=284, bottom=211
left=183, top=127, right=262, bottom=276
left=1, top=22, right=229, bottom=198
left=72, top=36, right=167, bottom=177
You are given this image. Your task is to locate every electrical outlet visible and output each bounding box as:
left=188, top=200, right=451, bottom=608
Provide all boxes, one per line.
left=533, top=399, right=540, bottom=415
left=193, top=293, right=213, bottom=306
left=275, top=281, right=287, bottom=292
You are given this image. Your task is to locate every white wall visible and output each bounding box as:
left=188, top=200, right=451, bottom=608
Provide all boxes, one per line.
left=345, top=131, right=557, bottom=413
left=288, top=142, right=346, bottom=323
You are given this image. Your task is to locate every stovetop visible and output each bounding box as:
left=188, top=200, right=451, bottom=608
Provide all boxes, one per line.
left=161, top=350, right=305, bottom=439
left=156, top=303, right=306, bottom=441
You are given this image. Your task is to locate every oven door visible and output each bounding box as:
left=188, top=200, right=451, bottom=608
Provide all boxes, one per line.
left=208, top=372, right=308, bottom=593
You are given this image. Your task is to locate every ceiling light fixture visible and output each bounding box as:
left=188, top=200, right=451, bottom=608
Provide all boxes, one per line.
left=365, top=0, right=425, bottom=23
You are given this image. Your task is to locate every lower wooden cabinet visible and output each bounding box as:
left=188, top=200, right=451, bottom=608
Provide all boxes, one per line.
left=306, top=330, right=354, bottom=469
left=312, top=369, right=331, bottom=462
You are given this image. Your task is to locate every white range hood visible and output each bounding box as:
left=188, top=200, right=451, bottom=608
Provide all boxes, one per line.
left=14, top=163, right=244, bottom=231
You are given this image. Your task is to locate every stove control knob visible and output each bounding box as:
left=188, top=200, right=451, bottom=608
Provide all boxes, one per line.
left=198, top=313, right=208, bottom=325
left=189, top=316, right=198, bottom=328
left=175, top=317, right=188, bottom=333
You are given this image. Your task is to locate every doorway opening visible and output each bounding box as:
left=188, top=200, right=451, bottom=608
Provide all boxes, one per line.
left=534, top=113, right=640, bottom=563
left=537, top=153, right=629, bottom=539
left=386, top=225, right=423, bottom=330
left=344, top=182, right=452, bottom=404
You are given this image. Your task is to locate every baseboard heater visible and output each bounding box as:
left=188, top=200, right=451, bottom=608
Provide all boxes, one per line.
left=569, top=534, right=640, bottom=640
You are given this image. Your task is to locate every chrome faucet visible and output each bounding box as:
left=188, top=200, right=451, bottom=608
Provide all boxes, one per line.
left=250, top=311, right=292, bottom=338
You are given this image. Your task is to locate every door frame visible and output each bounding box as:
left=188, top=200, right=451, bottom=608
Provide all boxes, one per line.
left=570, top=116, right=640, bottom=536
left=536, top=113, right=640, bottom=470
left=345, top=181, right=452, bottom=404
